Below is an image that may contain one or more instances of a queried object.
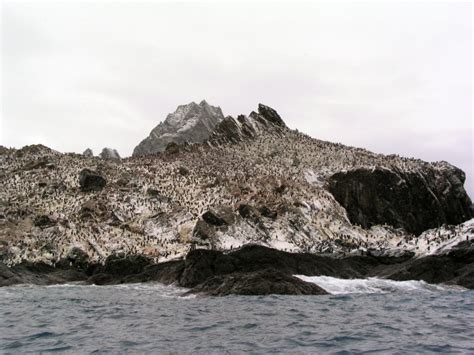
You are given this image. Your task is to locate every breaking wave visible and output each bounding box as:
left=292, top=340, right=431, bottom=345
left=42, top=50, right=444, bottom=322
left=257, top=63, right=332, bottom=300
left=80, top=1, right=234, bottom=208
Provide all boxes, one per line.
left=294, top=275, right=465, bottom=294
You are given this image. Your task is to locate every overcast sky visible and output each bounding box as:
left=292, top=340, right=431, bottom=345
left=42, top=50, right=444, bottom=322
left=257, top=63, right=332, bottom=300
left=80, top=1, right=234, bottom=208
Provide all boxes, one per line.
left=1, top=1, right=472, bottom=197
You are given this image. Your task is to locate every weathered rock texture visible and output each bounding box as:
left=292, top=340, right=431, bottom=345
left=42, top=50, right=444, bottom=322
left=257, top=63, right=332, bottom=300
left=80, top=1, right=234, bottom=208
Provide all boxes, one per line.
left=208, top=104, right=286, bottom=146
left=328, top=166, right=474, bottom=235
left=133, top=100, right=224, bottom=156
left=100, top=148, right=121, bottom=161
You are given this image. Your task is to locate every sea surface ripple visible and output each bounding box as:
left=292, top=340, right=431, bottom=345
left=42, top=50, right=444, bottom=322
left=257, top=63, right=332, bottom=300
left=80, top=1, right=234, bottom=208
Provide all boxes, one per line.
left=0, top=280, right=473, bottom=354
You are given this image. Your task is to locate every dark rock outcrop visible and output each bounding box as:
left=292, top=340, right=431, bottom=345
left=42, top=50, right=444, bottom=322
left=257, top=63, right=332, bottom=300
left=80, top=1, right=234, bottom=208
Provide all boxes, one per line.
left=0, top=261, right=87, bottom=287
left=328, top=166, right=473, bottom=235
left=104, top=242, right=469, bottom=293
left=79, top=169, right=107, bottom=192
left=375, top=241, right=474, bottom=289
left=208, top=104, right=286, bottom=146
left=102, top=254, right=151, bottom=276
left=178, top=166, right=190, bottom=176
left=33, top=214, right=57, bottom=228
left=257, top=103, right=286, bottom=128
left=259, top=205, right=278, bottom=219
left=177, top=245, right=375, bottom=288
left=67, top=247, right=90, bottom=269
left=83, top=148, right=94, bottom=157
left=133, top=100, right=224, bottom=156
left=99, top=148, right=121, bottom=161
left=1, top=243, right=473, bottom=292
left=202, top=206, right=235, bottom=226
left=186, top=269, right=328, bottom=296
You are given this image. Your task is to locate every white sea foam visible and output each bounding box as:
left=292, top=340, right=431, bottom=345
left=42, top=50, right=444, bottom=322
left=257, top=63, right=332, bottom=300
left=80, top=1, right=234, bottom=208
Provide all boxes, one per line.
left=113, top=282, right=193, bottom=298
left=39, top=282, right=193, bottom=298
left=294, top=275, right=464, bottom=294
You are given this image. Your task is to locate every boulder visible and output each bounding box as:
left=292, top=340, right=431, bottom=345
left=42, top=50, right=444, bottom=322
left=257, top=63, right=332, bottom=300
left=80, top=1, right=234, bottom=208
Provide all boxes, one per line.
left=147, top=188, right=160, bottom=197
left=328, top=166, right=474, bottom=235
left=33, top=214, right=56, bottom=228
left=83, top=148, right=94, bottom=157
left=202, top=211, right=226, bottom=226
left=79, top=169, right=107, bottom=192
left=259, top=206, right=278, bottom=219
left=99, top=148, right=121, bottom=161
left=178, top=166, right=190, bottom=176
left=103, top=254, right=152, bottom=276
left=186, top=269, right=328, bottom=296
left=257, top=103, right=286, bottom=128
left=202, top=206, right=236, bottom=226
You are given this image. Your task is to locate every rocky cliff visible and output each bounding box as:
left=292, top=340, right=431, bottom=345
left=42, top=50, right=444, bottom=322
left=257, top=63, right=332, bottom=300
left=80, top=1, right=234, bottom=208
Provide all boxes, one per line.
left=133, top=100, right=224, bottom=156
left=0, top=103, right=472, bottom=270
left=328, top=165, right=474, bottom=235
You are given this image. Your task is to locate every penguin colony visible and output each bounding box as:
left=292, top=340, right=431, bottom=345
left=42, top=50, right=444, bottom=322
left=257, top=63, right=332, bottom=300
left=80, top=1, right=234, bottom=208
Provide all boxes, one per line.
left=0, top=111, right=472, bottom=266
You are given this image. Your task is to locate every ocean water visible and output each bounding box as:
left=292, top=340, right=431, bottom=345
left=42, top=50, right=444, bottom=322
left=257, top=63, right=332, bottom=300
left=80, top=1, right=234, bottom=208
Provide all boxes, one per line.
left=0, top=278, right=473, bottom=354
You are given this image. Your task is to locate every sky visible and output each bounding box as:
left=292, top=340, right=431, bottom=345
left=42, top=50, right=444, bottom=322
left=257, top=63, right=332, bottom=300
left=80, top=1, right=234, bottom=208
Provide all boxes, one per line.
left=1, top=1, right=472, bottom=197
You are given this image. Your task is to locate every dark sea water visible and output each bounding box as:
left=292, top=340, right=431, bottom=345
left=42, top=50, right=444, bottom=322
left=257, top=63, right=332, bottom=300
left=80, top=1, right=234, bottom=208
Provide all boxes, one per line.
left=1, top=278, right=473, bottom=354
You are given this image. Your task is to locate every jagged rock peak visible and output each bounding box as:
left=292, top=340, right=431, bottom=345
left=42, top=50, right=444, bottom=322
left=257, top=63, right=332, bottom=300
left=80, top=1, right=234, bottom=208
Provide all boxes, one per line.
left=258, top=103, right=286, bottom=128
left=83, top=148, right=94, bottom=157
left=100, top=148, right=121, bottom=160
left=208, top=103, right=287, bottom=146
left=133, top=100, right=224, bottom=156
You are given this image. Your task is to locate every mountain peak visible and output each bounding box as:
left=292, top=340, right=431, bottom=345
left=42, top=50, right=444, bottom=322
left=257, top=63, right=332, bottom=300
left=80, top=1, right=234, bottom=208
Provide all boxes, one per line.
left=133, top=101, right=224, bottom=156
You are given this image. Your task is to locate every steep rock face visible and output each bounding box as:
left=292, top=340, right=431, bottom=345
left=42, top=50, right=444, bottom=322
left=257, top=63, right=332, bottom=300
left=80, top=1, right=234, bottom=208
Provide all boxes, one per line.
left=133, top=100, right=224, bottom=156
left=208, top=103, right=286, bottom=146
left=328, top=165, right=474, bottom=235
left=100, top=148, right=121, bottom=160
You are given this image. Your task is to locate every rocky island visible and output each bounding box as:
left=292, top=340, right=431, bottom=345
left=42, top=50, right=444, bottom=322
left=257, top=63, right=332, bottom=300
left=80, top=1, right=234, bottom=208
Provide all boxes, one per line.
left=1, top=101, right=473, bottom=295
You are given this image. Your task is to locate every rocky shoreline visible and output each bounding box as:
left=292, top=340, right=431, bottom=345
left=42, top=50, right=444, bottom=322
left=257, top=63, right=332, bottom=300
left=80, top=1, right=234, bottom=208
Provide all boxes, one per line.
left=1, top=243, right=472, bottom=295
